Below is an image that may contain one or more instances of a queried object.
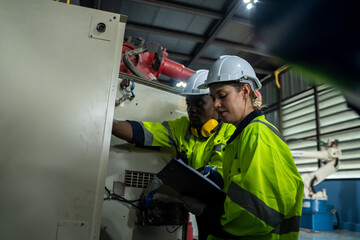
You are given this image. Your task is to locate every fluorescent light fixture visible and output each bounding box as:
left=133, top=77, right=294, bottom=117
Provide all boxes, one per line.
left=176, top=82, right=187, bottom=88
left=243, top=0, right=250, bottom=3
left=246, top=3, right=253, bottom=9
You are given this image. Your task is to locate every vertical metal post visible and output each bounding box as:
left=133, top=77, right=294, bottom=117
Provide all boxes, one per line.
left=278, top=81, right=283, bottom=134
left=314, top=86, right=322, bottom=168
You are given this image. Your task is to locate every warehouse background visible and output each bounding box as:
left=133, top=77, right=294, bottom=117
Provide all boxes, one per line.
left=262, top=68, right=360, bottom=232
left=71, top=0, right=360, bottom=233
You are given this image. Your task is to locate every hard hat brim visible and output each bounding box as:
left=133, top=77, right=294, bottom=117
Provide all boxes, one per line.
left=198, top=78, right=262, bottom=91
left=197, top=83, right=208, bottom=89
left=181, top=92, right=208, bottom=96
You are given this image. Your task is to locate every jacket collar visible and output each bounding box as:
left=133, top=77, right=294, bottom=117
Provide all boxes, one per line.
left=227, top=110, right=263, bottom=144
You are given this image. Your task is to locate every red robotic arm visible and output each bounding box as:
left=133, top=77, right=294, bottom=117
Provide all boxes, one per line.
left=119, top=37, right=263, bottom=102
left=120, top=39, right=194, bottom=81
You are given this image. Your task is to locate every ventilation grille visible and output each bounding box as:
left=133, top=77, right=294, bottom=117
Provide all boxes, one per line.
left=125, top=170, right=156, bottom=188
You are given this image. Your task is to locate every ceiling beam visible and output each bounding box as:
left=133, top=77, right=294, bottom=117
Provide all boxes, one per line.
left=167, top=52, right=273, bottom=76
left=187, top=1, right=248, bottom=68
left=212, top=40, right=274, bottom=58
left=129, top=0, right=253, bottom=27
left=126, top=23, right=206, bottom=42
left=251, top=68, right=273, bottom=76
left=126, top=23, right=273, bottom=58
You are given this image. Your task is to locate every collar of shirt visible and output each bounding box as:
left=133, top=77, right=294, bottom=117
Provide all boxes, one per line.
left=226, top=110, right=263, bottom=144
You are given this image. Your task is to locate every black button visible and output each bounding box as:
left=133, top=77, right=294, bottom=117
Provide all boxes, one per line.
left=96, top=23, right=106, bottom=33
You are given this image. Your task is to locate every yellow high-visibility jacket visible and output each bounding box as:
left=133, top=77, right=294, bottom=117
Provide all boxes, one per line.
left=130, top=116, right=235, bottom=174
left=209, top=111, right=304, bottom=240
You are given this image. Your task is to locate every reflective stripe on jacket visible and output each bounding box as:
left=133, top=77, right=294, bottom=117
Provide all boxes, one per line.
left=210, top=114, right=304, bottom=240
left=135, top=116, right=235, bottom=174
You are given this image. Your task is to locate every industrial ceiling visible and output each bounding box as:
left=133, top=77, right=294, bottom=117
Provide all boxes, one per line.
left=80, top=0, right=284, bottom=87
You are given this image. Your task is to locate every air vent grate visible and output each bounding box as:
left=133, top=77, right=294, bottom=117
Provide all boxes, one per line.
left=125, top=170, right=156, bottom=188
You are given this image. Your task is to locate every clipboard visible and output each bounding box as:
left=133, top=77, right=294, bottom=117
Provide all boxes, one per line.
left=157, top=159, right=226, bottom=205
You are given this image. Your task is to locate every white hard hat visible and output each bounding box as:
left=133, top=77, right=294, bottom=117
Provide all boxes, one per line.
left=198, top=55, right=262, bottom=91
left=182, top=69, right=209, bottom=95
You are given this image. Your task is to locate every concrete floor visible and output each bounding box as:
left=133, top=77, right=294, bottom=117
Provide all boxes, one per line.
left=299, top=229, right=360, bottom=240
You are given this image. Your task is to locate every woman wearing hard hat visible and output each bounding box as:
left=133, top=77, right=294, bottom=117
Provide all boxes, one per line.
left=185, top=56, right=304, bottom=240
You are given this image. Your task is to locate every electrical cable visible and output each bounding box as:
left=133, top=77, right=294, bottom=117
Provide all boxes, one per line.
left=122, top=47, right=149, bottom=79
left=105, top=186, right=111, bottom=195
left=104, top=186, right=141, bottom=208
left=165, top=225, right=182, bottom=233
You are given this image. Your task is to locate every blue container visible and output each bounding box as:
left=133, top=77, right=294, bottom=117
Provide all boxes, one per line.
left=301, top=199, right=335, bottom=232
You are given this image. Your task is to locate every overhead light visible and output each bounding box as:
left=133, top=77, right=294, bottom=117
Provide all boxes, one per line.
left=245, top=0, right=259, bottom=10
left=176, top=81, right=187, bottom=88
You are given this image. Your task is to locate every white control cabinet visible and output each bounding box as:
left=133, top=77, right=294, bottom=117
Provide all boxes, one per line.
left=0, top=1, right=126, bottom=239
